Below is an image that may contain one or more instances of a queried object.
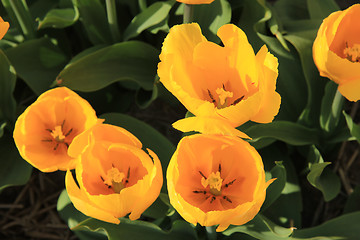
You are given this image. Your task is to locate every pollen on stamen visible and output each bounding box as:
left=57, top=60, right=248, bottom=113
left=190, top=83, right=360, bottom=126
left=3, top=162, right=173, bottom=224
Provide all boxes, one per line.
left=344, top=43, right=360, bottom=62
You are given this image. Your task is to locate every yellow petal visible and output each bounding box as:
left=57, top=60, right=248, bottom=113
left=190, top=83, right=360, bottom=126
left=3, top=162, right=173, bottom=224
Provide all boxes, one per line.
left=0, top=17, right=9, bottom=40
left=176, top=0, right=215, bottom=4
left=173, top=117, right=250, bottom=138
left=338, top=79, right=360, bottom=101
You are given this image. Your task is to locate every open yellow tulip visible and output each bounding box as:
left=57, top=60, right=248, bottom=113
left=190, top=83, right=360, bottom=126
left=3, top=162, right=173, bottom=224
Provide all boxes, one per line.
left=13, top=87, right=99, bottom=172
left=158, top=23, right=281, bottom=137
left=66, top=124, right=163, bottom=224
left=167, top=133, right=274, bottom=231
left=313, top=4, right=360, bottom=101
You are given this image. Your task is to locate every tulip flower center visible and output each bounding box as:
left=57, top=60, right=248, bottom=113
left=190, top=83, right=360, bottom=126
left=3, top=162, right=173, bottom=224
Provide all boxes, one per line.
left=201, top=171, right=223, bottom=196
left=207, top=84, right=244, bottom=109
left=344, top=43, right=360, bottom=62
left=101, top=166, right=130, bottom=194
left=42, top=120, right=73, bottom=151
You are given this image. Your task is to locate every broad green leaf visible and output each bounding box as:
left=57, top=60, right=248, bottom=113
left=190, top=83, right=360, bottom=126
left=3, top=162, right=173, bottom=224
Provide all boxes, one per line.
left=262, top=145, right=302, bottom=228
left=223, top=215, right=294, bottom=240
left=73, top=218, right=198, bottom=240
left=262, top=161, right=286, bottom=211
left=57, top=41, right=159, bottom=92
left=0, top=122, right=6, bottom=138
left=273, top=0, right=309, bottom=21
left=57, top=189, right=108, bottom=240
left=193, top=0, right=231, bottom=43
left=100, top=113, right=175, bottom=192
left=344, top=185, right=360, bottom=214
left=306, top=0, right=339, bottom=20
left=307, top=161, right=340, bottom=202
left=5, top=37, right=68, bottom=95
left=343, top=111, right=360, bottom=144
left=241, top=121, right=320, bottom=146
left=285, top=33, right=327, bottom=126
left=71, top=0, right=112, bottom=44
left=292, top=212, right=360, bottom=240
left=320, top=81, right=345, bottom=134
left=123, top=1, right=174, bottom=41
left=38, top=7, right=79, bottom=29
left=0, top=50, right=16, bottom=122
left=0, top=133, right=33, bottom=192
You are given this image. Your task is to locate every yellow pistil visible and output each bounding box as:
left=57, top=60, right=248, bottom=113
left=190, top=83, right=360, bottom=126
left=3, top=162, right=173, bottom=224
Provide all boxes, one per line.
left=201, top=171, right=223, bottom=196
left=104, top=167, right=125, bottom=193
left=216, top=88, right=233, bottom=108
left=344, top=43, right=360, bottom=62
left=50, top=126, right=65, bottom=142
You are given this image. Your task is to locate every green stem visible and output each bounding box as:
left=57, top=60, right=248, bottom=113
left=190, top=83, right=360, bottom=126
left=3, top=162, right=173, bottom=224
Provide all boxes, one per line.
left=183, top=4, right=194, bottom=23
left=105, top=0, right=121, bottom=42
left=205, top=226, right=217, bottom=240
left=9, top=0, right=35, bottom=39
left=138, top=0, right=147, bottom=12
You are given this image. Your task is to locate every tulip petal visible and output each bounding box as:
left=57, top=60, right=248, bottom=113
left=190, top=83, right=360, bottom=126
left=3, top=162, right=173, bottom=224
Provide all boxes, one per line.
left=173, top=117, right=250, bottom=139
left=338, top=79, right=360, bottom=102
left=65, top=170, right=120, bottom=224
left=0, top=17, right=9, bottom=40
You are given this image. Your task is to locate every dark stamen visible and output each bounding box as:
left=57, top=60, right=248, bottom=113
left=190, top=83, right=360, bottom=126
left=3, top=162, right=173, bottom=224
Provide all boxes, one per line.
left=207, top=89, right=216, bottom=103
left=64, top=142, right=69, bottom=148
left=218, top=164, right=221, bottom=173
left=46, top=129, right=52, bottom=133
left=65, top=128, right=73, bottom=137
left=101, top=176, right=112, bottom=189
left=61, top=120, right=65, bottom=129
left=100, top=176, right=105, bottom=182
left=224, top=179, right=236, bottom=188
left=223, top=196, right=232, bottom=203
left=232, top=96, right=245, bottom=105
left=53, top=143, right=60, bottom=151
left=222, top=83, right=226, bottom=91
left=41, top=139, right=53, bottom=142
left=210, top=196, right=216, bottom=203
left=199, top=171, right=207, bottom=179
left=127, top=167, right=130, bottom=179
left=193, top=190, right=207, bottom=194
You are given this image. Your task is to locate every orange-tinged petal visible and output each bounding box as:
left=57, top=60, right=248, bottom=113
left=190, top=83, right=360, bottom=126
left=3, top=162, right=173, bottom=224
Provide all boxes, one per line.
left=0, top=17, right=9, bottom=40
left=158, top=23, right=280, bottom=136
left=176, top=0, right=215, bottom=4
left=13, top=87, right=98, bottom=172
left=65, top=170, right=120, bottom=224
left=167, top=134, right=273, bottom=231
left=313, top=4, right=360, bottom=101
left=338, top=78, right=360, bottom=102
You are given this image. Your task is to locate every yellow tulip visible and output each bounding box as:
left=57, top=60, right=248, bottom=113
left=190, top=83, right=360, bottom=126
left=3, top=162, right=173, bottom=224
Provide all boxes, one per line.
left=167, top=133, right=274, bottom=231
left=0, top=17, right=9, bottom=40
left=65, top=124, right=163, bottom=224
left=13, top=87, right=99, bottom=172
left=313, top=4, right=360, bottom=101
left=176, top=0, right=215, bottom=4
left=158, top=23, right=280, bottom=137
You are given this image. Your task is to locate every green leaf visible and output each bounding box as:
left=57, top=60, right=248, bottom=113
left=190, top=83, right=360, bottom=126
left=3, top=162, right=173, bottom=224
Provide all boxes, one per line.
left=320, top=81, right=345, bottom=134
left=100, top=113, right=175, bottom=192
left=72, top=0, right=112, bottom=44
left=307, top=160, right=340, bottom=202
left=73, top=218, right=198, bottom=240
left=223, top=215, right=294, bottom=240
left=0, top=133, right=33, bottom=192
left=57, top=189, right=108, bottom=240
left=123, top=1, right=174, bottom=41
left=0, top=50, right=16, bottom=122
left=57, top=41, right=159, bottom=92
left=306, top=0, right=339, bottom=20
left=135, top=83, right=158, bottom=109
left=343, top=111, right=360, bottom=144
left=262, top=161, right=286, bottom=211
left=38, top=7, right=79, bottom=29
left=292, top=212, right=360, bottom=240
left=193, top=0, right=231, bottom=43
left=241, top=121, right=320, bottom=147
left=5, top=38, right=68, bottom=95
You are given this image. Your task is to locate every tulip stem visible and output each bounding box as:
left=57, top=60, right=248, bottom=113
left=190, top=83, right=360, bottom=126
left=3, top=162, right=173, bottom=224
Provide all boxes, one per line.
left=8, top=0, right=35, bottom=39
left=205, top=226, right=217, bottom=240
left=105, top=0, right=121, bottom=42
left=183, top=4, right=194, bottom=23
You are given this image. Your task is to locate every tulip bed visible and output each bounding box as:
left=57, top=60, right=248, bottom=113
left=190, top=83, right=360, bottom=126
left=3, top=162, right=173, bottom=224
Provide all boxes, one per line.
left=1, top=0, right=360, bottom=239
